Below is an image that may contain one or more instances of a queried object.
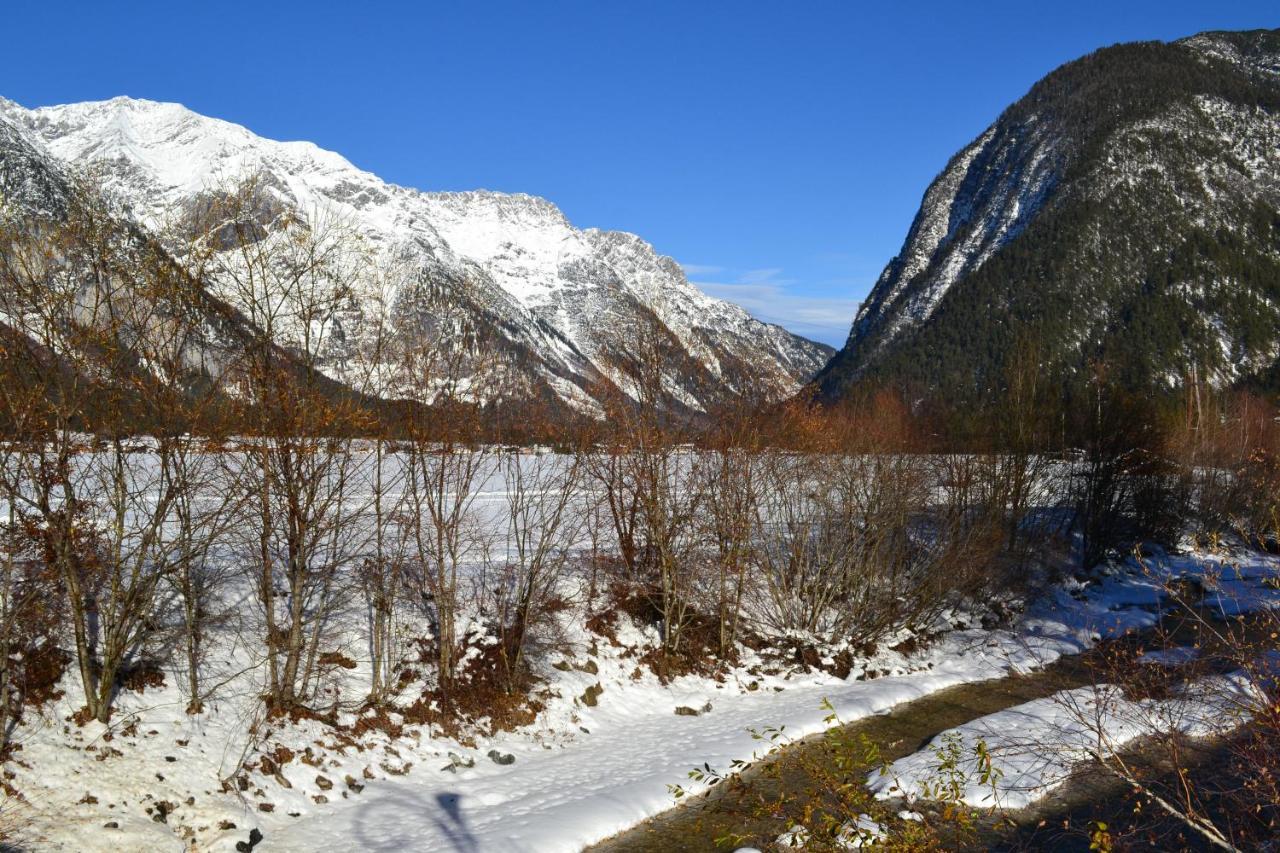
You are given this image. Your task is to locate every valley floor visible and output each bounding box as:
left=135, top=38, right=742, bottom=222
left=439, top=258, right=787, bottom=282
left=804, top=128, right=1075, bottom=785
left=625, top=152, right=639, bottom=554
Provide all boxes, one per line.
left=8, top=541, right=1274, bottom=852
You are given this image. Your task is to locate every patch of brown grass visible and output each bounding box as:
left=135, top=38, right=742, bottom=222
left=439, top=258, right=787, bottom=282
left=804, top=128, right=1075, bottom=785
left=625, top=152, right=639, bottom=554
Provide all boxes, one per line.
left=116, top=659, right=165, bottom=693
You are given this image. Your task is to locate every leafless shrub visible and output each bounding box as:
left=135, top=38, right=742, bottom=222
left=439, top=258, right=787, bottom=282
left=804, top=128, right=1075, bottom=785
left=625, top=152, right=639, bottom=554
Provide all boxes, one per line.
left=488, top=444, right=584, bottom=693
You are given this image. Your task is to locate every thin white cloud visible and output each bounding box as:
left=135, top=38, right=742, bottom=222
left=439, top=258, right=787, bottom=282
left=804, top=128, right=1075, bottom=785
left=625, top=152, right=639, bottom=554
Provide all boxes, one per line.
left=738, top=267, right=789, bottom=285
left=678, top=262, right=724, bottom=276
left=692, top=275, right=859, bottom=348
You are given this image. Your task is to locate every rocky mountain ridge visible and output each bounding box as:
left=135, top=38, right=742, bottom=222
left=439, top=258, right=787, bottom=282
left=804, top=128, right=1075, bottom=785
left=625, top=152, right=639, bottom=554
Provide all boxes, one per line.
left=0, top=95, right=830, bottom=418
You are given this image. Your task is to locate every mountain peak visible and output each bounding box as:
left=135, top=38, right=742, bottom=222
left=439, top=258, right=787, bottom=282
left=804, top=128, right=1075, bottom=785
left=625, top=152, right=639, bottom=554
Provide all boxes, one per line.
left=8, top=96, right=363, bottom=215
left=2, top=93, right=832, bottom=416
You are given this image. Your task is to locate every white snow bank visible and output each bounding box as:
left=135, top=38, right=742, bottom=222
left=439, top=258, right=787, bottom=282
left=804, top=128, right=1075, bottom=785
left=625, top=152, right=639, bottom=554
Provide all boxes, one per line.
left=869, top=671, right=1261, bottom=809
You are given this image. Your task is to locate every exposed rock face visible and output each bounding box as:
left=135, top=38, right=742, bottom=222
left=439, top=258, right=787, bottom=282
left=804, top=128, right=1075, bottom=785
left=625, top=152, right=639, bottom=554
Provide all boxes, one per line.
left=0, top=96, right=831, bottom=417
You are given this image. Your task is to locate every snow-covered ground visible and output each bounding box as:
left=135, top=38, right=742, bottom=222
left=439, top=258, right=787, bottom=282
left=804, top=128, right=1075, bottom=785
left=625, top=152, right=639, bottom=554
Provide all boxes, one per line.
left=869, top=672, right=1260, bottom=809
left=3, top=610, right=1063, bottom=852
left=4, top=480, right=1280, bottom=852
left=266, top=546, right=1279, bottom=851
left=870, top=546, right=1280, bottom=812
left=258, top=630, right=1062, bottom=853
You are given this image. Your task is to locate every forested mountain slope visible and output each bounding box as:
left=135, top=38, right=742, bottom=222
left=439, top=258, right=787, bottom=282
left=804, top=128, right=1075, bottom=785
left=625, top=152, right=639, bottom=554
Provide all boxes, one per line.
left=817, top=29, right=1280, bottom=401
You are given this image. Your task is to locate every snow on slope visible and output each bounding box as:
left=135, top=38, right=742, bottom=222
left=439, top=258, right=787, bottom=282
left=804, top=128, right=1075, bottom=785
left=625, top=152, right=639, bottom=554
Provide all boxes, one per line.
left=261, top=634, right=1054, bottom=853
left=871, top=673, right=1260, bottom=809
left=821, top=30, right=1280, bottom=393
left=840, top=112, right=1063, bottom=357
left=0, top=96, right=831, bottom=413
left=226, top=545, right=1280, bottom=850
left=871, top=544, right=1280, bottom=812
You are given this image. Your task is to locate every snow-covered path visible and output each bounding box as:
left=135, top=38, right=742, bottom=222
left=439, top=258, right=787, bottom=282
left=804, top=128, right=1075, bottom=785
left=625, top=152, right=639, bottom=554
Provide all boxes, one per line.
left=265, top=633, right=1055, bottom=853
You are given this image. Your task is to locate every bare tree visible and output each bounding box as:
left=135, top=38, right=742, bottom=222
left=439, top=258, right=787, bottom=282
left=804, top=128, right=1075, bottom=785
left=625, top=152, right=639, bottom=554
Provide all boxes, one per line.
left=584, top=444, right=644, bottom=585
left=391, top=271, right=508, bottom=698
left=0, top=182, right=222, bottom=722
left=0, top=384, right=49, bottom=749
left=354, top=438, right=411, bottom=706
left=491, top=443, right=584, bottom=693
left=177, top=177, right=372, bottom=711
left=162, top=439, right=242, bottom=713
left=696, top=406, right=764, bottom=658
left=598, top=320, right=707, bottom=667
left=1071, top=365, right=1182, bottom=571
left=330, top=259, right=411, bottom=708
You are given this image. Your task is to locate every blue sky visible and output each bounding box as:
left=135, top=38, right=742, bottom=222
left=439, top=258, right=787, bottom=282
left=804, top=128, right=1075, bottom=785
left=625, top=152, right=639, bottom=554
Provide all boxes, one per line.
left=2, top=2, right=1275, bottom=346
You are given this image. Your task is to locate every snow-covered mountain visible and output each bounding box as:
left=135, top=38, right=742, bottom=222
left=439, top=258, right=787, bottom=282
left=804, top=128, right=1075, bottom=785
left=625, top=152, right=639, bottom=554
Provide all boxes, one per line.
left=0, top=95, right=830, bottom=417
left=816, top=28, right=1280, bottom=400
